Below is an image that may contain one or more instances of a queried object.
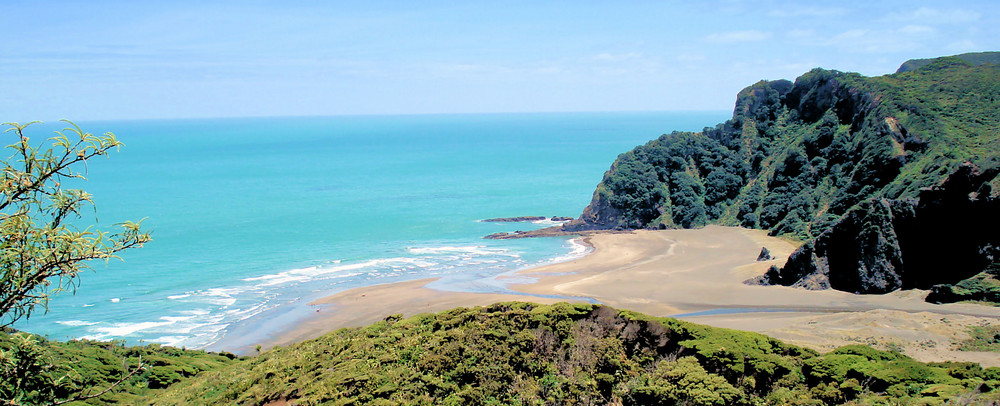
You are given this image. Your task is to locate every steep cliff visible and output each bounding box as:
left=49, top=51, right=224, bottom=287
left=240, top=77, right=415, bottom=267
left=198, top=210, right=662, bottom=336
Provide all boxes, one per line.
left=751, top=163, right=1000, bottom=293
left=571, top=54, right=1000, bottom=297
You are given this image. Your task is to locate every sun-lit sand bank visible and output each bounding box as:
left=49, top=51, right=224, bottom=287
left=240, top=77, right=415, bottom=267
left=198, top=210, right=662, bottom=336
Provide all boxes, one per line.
left=265, top=225, right=1000, bottom=365
left=266, top=278, right=575, bottom=348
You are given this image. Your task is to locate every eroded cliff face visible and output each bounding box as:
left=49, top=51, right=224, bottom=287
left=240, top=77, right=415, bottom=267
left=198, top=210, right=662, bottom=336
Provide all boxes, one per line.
left=750, top=163, right=1000, bottom=294
left=577, top=184, right=626, bottom=230
left=575, top=66, right=931, bottom=236
left=750, top=198, right=906, bottom=292
left=572, top=55, right=1000, bottom=298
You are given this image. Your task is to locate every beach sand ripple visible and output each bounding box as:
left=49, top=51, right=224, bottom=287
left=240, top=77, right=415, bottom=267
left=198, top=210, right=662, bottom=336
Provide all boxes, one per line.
left=265, top=226, right=1000, bottom=366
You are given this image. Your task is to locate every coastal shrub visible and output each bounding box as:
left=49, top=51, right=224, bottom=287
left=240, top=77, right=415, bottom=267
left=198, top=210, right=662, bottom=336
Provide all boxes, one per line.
left=957, top=324, right=1000, bottom=352
left=801, top=344, right=973, bottom=403
left=927, top=267, right=1000, bottom=305
left=625, top=357, right=748, bottom=405
left=583, top=58, right=1000, bottom=246
left=146, top=303, right=1000, bottom=405
left=0, top=329, right=239, bottom=404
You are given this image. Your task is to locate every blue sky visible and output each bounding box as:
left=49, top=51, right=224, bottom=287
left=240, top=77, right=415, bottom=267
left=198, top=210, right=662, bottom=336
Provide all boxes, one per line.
left=2, top=1, right=998, bottom=121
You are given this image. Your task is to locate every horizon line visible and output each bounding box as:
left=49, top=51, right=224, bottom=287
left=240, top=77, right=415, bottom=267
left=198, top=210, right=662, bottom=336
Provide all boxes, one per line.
left=10, top=109, right=734, bottom=125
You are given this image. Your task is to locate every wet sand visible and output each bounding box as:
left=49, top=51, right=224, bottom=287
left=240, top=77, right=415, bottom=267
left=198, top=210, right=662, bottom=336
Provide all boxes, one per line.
left=268, top=278, right=577, bottom=348
left=262, top=225, right=1000, bottom=365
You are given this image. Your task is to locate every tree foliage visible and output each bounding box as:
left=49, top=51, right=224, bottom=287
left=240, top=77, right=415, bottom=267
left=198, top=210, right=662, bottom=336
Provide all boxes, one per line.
left=585, top=58, right=1000, bottom=243
left=150, top=303, right=1000, bottom=405
left=0, top=328, right=239, bottom=405
left=0, top=121, right=150, bottom=326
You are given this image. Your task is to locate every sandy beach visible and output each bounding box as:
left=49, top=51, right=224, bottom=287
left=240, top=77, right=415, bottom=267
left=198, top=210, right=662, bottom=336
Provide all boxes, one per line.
left=264, top=225, right=1000, bottom=365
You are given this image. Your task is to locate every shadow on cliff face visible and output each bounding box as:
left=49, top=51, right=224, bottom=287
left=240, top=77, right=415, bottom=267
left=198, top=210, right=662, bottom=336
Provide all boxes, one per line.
left=750, top=162, right=1000, bottom=295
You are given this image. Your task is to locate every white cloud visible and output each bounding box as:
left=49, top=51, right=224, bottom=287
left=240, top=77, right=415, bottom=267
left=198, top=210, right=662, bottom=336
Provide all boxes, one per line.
left=897, top=25, right=936, bottom=35
left=778, top=62, right=820, bottom=74
left=947, top=39, right=978, bottom=53
left=533, top=66, right=561, bottom=74
left=444, top=63, right=487, bottom=72
left=768, top=6, right=847, bottom=18
left=592, top=52, right=643, bottom=62
left=830, top=29, right=868, bottom=42
left=676, top=53, right=707, bottom=62
left=424, top=63, right=515, bottom=78
left=704, top=30, right=772, bottom=43
left=825, top=29, right=923, bottom=54
left=884, top=7, right=981, bottom=24
left=786, top=29, right=816, bottom=41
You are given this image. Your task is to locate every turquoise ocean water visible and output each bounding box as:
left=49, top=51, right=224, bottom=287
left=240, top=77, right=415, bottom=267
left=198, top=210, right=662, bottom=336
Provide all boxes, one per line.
left=12, top=112, right=728, bottom=350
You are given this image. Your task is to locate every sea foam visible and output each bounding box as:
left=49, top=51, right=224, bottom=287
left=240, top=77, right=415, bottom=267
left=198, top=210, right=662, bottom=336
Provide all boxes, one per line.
left=548, top=238, right=591, bottom=264
left=56, top=320, right=99, bottom=327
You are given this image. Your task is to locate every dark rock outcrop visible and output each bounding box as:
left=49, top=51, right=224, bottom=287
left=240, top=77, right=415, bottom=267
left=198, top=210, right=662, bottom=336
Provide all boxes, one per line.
left=752, top=163, right=1000, bottom=294
left=481, top=216, right=547, bottom=222
left=483, top=222, right=630, bottom=240
left=578, top=186, right=627, bottom=230
left=756, top=247, right=772, bottom=262
left=574, top=54, right=1000, bottom=299
left=575, top=63, right=939, bottom=235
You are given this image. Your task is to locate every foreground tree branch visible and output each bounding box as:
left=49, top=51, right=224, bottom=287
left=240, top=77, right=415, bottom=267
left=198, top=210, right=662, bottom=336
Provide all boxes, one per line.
left=0, top=120, right=150, bottom=326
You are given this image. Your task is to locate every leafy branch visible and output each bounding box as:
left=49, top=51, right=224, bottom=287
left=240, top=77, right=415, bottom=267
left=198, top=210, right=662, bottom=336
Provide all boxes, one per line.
left=0, top=120, right=150, bottom=326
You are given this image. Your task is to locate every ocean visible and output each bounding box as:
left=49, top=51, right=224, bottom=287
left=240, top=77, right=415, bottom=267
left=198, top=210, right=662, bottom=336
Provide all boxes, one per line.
left=11, top=112, right=729, bottom=350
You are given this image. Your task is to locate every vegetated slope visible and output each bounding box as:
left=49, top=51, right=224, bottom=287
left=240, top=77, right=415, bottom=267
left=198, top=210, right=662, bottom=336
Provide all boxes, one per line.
left=752, top=162, right=1000, bottom=293
left=149, top=303, right=1000, bottom=405
left=566, top=55, right=1000, bottom=296
left=897, top=51, right=1000, bottom=73
left=0, top=327, right=240, bottom=405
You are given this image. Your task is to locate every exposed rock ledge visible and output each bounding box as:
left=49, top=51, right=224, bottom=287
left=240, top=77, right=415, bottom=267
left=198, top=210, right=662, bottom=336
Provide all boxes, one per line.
left=481, top=216, right=574, bottom=223
left=748, top=162, right=1000, bottom=294
left=484, top=219, right=629, bottom=239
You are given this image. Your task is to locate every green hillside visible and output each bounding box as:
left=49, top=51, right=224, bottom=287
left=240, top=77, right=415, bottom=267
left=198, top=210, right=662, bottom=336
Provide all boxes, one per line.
left=896, top=51, right=1000, bottom=73
left=581, top=56, right=1000, bottom=237
left=148, top=303, right=1000, bottom=405
left=0, top=327, right=240, bottom=405
left=8, top=54, right=1000, bottom=406
left=570, top=55, right=1000, bottom=296
left=8, top=304, right=1000, bottom=405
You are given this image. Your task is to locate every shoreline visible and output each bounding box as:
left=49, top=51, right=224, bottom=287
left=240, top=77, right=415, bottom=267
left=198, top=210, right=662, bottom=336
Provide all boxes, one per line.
left=249, top=226, right=1000, bottom=366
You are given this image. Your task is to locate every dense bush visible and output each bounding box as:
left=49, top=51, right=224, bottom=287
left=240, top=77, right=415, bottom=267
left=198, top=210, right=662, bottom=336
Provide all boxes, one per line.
left=585, top=58, right=1000, bottom=244
left=150, top=303, right=1000, bottom=405
left=0, top=328, right=240, bottom=405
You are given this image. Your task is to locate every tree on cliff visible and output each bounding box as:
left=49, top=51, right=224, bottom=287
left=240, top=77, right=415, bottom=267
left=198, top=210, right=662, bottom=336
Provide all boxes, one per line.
left=0, top=121, right=150, bottom=327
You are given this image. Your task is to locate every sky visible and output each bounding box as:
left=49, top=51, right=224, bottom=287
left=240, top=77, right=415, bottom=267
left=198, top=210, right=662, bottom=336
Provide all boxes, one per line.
left=2, top=1, right=998, bottom=121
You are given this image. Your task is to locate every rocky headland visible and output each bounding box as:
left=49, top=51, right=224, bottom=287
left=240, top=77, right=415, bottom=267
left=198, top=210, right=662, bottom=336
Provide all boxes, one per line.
left=749, top=162, right=1000, bottom=294
left=555, top=52, right=1000, bottom=303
